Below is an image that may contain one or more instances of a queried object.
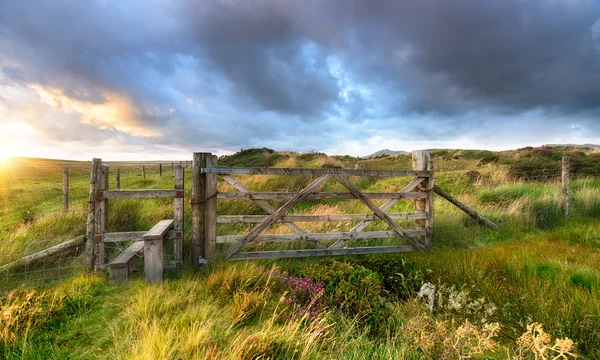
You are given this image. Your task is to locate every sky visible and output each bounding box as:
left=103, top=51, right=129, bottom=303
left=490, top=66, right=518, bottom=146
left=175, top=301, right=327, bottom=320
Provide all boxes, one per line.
left=1, top=0, right=600, bottom=160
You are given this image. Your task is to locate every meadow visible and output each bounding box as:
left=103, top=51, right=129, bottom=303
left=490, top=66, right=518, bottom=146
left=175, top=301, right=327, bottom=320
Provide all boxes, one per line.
left=1, top=146, right=600, bottom=359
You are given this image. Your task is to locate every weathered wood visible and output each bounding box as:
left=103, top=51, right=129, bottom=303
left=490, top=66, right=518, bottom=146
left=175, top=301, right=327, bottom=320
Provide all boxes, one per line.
left=562, top=156, right=570, bottom=217
left=425, top=161, right=434, bottom=249
left=221, top=175, right=325, bottom=249
left=230, top=245, right=415, bottom=260
left=171, top=162, right=174, bottom=172
left=143, top=219, right=174, bottom=241
left=174, top=166, right=184, bottom=262
left=108, top=241, right=144, bottom=284
left=85, top=158, right=100, bottom=272
left=223, top=174, right=331, bottom=259
left=217, top=192, right=428, bottom=200
left=333, top=175, right=427, bottom=251
left=63, top=168, right=69, bottom=213
left=433, top=185, right=499, bottom=229
left=217, top=213, right=427, bottom=223
left=116, top=168, right=121, bottom=189
left=329, top=177, right=427, bottom=249
left=192, top=153, right=208, bottom=267
left=0, top=236, right=86, bottom=273
left=102, top=230, right=178, bottom=242
left=142, top=166, right=146, bottom=179
left=144, top=237, right=163, bottom=283
left=217, top=230, right=426, bottom=243
left=205, top=155, right=218, bottom=260
left=413, top=151, right=430, bottom=233
left=159, top=163, right=162, bottom=177
left=202, top=167, right=430, bottom=177
left=98, top=190, right=177, bottom=199
left=94, top=164, right=109, bottom=271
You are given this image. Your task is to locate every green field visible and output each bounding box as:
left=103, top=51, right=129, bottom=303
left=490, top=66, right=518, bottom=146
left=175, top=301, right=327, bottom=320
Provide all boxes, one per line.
left=1, top=146, right=600, bottom=359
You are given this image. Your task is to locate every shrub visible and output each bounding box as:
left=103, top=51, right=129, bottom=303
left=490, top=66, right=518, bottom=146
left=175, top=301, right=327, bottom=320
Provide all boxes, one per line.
left=274, top=271, right=325, bottom=321
left=476, top=155, right=499, bottom=166
left=298, top=261, right=390, bottom=331
left=529, top=198, right=562, bottom=230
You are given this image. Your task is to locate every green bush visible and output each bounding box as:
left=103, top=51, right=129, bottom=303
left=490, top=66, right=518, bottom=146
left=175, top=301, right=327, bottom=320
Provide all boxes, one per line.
left=298, top=260, right=390, bottom=331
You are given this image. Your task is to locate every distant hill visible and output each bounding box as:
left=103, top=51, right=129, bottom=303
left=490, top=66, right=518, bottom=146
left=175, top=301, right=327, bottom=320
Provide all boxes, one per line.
left=362, top=149, right=408, bottom=158
left=545, top=144, right=600, bottom=149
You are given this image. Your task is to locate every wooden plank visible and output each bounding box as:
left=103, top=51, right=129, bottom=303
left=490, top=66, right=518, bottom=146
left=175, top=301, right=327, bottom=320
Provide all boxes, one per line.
left=85, top=158, right=100, bottom=273
left=103, top=230, right=178, bottom=242
left=98, top=190, right=177, bottom=199
left=202, top=167, right=430, bottom=177
left=143, top=219, right=174, bottom=241
left=217, top=192, right=427, bottom=200
left=63, top=168, right=69, bottom=213
left=144, top=237, right=163, bottom=283
left=95, top=164, right=109, bottom=271
left=217, top=230, right=426, bottom=243
left=109, top=241, right=144, bottom=268
left=412, top=151, right=430, bottom=233
left=205, top=155, right=218, bottom=259
left=433, top=185, right=499, bottom=229
left=217, top=213, right=427, bottom=223
left=0, top=236, right=86, bottom=273
left=328, top=177, right=427, bottom=249
left=425, top=160, right=434, bottom=249
left=229, top=245, right=415, bottom=260
left=333, top=175, right=427, bottom=251
left=192, top=153, right=208, bottom=267
left=223, top=174, right=331, bottom=259
left=221, top=175, right=325, bottom=249
left=174, top=166, right=184, bottom=262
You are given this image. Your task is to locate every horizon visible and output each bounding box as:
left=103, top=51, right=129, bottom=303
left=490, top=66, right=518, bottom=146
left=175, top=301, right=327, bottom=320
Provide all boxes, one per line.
left=1, top=1, right=600, bottom=160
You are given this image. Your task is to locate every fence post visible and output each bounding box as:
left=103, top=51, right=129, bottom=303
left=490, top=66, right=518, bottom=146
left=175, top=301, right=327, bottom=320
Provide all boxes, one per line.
left=159, top=163, right=162, bottom=177
left=85, top=159, right=101, bottom=273
left=205, top=155, right=218, bottom=260
left=562, top=156, right=570, bottom=217
left=174, top=166, right=184, bottom=265
left=412, top=150, right=431, bottom=247
left=426, top=160, right=434, bottom=249
left=95, top=164, right=109, bottom=271
left=171, top=162, right=174, bottom=172
left=63, top=168, right=69, bottom=213
left=116, top=168, right=120, bottom=189
left=142, top=166, right=146, bottom=179
left=192, top=153, right=209, bottom=268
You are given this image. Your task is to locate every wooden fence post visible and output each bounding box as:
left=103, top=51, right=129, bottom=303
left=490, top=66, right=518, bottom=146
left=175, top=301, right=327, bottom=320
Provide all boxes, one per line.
left=116, top=168, right=120, bottom=189
left=95, top=164, right=109, bottom=271
left=562, top=156, right=570, bottom=217
left=85, top=159, right=101, bottom=273
left=192, top=153, right=209, bottom=268
left=426, top=160, right=434, bottom=249
left=171, top=162, right=174, bottom=172
left=174, top=165, right=184, bottom=264
left=159, top=163, right=162, bottom=177
left=142, top=166, right=146, bottom=179
left=63, top=168, right=69, bottom=213
left=205, top=155, right=218, bottom=260
left=412, top=150, right=431, bottom=247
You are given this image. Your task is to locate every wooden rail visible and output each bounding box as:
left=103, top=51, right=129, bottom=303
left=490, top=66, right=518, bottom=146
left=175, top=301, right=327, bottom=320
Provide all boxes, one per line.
left=216, top=230, right=426, bottom=243
left=216, top=213, right=427, bottom=223
left=97, top=190, right=181, bottom=199
left=201, top=167, right=430, bottom=177
left=217, top=192, right=428, bottom=200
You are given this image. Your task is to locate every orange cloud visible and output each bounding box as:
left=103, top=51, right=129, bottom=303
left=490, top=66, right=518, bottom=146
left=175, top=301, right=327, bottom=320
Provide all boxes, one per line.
left=31, top=85, right=162, bottom=138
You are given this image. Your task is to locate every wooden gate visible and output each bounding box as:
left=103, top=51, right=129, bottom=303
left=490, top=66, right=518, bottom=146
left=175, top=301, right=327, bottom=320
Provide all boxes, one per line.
left=191, top=151, right=434, bottom=264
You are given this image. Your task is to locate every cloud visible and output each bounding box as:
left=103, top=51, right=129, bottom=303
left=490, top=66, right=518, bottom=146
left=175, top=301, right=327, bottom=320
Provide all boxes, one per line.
left=0, top=0, right=599, bottom=159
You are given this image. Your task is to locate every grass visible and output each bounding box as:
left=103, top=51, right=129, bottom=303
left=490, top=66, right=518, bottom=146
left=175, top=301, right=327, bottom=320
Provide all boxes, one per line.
left=1, top=149, right=600, bottom=358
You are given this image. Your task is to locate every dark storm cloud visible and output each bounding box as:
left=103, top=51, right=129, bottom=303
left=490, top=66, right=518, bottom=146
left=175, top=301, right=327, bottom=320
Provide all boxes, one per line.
left=0, top=0, right=599, bottom=155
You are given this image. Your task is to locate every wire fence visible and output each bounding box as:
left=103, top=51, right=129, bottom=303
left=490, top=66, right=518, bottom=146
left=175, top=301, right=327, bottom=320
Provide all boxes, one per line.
left=1, top=157, right=599, bottom=290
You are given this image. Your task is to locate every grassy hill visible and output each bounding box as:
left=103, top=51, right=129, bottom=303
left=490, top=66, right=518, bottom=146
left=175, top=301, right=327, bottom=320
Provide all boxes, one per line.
left=1, top=147, right=600, bottom=358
